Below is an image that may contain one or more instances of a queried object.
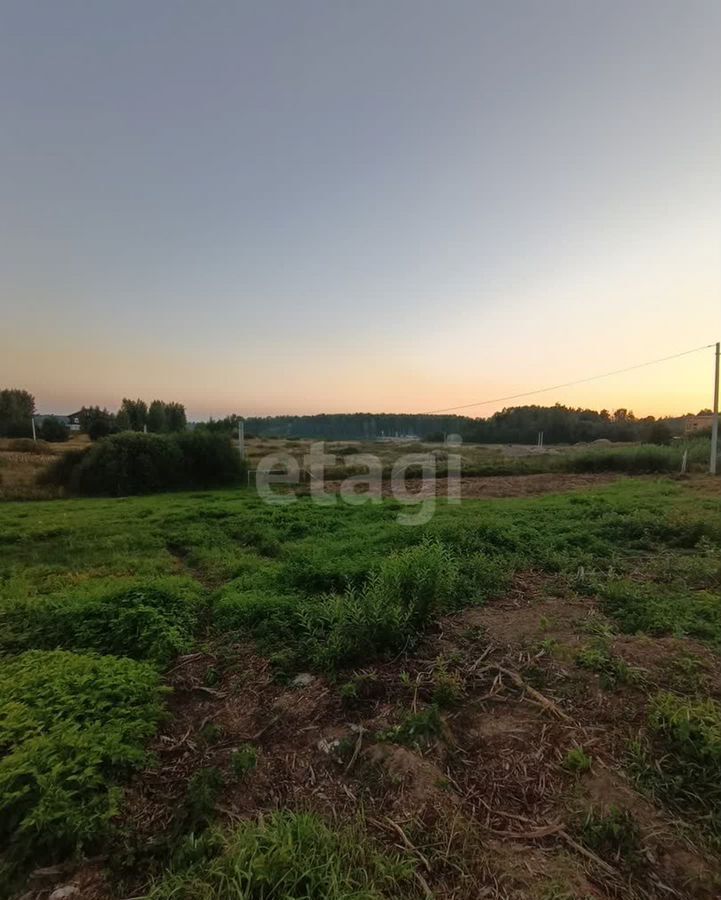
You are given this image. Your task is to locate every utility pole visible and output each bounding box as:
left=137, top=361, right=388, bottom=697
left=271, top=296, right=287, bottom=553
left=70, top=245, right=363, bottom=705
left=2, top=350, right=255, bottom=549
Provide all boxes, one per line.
left=711, top=341, right=719, bottom=475
left=31, top=417, right=36, bottom=441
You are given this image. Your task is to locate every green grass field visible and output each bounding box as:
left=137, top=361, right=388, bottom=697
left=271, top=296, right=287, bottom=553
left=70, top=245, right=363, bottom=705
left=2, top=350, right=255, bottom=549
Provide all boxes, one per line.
left=2, top=477, right=721, bottom=897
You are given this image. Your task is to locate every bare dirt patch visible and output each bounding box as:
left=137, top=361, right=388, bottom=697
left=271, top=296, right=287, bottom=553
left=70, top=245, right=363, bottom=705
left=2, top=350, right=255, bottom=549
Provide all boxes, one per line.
left=324, top=472, right=620, bottom=500
left=45, top=572, right=721, bottom=900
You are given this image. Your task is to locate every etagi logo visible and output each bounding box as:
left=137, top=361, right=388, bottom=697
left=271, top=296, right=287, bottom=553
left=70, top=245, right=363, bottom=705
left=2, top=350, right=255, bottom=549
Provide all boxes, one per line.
left=255, top=440, right=462, bottom=525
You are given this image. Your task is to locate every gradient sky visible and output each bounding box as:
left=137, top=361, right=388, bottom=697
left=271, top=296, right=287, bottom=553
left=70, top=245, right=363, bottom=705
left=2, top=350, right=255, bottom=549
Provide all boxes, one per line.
left=2, top=0, right=720, bottom=419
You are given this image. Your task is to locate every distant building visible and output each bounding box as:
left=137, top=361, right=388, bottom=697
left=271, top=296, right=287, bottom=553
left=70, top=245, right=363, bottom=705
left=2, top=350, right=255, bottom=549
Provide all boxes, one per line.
left=376, top=434, right=421, bottom=443
left=684, top=415, right=714, bottom=434
left=35, top=413, right=81, bottom=431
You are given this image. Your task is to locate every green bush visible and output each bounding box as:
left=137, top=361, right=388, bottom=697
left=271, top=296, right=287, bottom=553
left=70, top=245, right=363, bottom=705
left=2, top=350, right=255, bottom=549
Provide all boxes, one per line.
left=178, top=767, right=225, bottom=833
left=41, top=430, right=246, bottom=496
left=579, top=806, right=641, bottom=865
left=230, top=745, right=258, bottom=779
left=636, top=692, right=721, bottom=814
left=174, top=430, right=246, bottom=487
left=217, top=542, right=465, bottom=672
left=297, top=541, right=458, bottom=670
left=599, top=579, right=721, bottom=644
left=0, top=650, right=165, bottom=868
left=213, top=589, right=300, bottom=653
left=563, top=747, right=592, bottom=773
left=379, top=705, right=443, bottom=747
left=147, top=812, right=415, bottom=900
left=38, top=447, right=89, bottom=488
left=38, top=418, right=70, bottom=443
left=0, top=584, right=202, bottom=666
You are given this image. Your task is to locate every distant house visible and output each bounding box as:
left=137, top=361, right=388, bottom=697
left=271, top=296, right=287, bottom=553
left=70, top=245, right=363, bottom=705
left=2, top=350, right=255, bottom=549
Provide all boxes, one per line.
left=35, top=413, right=81, bottom=431
left=684, top=415, right=714, bottom=434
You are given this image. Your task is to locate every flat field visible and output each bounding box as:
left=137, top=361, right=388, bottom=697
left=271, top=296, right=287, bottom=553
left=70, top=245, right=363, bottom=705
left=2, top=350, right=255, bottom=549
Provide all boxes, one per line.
left=2, top=476, right=721, bottom=898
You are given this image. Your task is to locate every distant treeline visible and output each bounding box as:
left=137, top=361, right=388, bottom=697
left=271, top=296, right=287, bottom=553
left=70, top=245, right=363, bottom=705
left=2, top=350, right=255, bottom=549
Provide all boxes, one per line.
left=201, top=404, right=710, bottom=445
left=1, top=385, right=712, bottom=446
left=202, top=412, right=469, bottom=441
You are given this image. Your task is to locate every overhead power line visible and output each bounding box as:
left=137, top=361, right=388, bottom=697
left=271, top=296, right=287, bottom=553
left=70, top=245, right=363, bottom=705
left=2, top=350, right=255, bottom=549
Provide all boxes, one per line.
left=425, top=343, right=716, bottom=415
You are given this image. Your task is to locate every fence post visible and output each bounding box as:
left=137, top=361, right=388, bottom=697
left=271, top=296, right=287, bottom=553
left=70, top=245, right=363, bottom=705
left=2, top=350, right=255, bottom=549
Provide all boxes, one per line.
left=711, top=342, right=719, bottom=475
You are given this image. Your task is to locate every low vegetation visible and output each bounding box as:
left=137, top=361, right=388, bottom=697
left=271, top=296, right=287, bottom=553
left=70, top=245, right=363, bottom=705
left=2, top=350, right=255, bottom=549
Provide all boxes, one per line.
left=0, top=476, right=720, bottom=897
left=42, top=430, right=246, bottom=495
left=147, top=812, right=417, bottom=900
left=0, top=651, right=165, bottom=880
left=0, top=582, right=203, bottom=665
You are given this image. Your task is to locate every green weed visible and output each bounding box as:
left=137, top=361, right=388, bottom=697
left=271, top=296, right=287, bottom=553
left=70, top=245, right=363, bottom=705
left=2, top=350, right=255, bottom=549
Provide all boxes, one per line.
left=379, top=705, right=443, bottom=748
left=599, top=579, right=721, bottom=644
left=179, top=768, right=224, bottom=832
left=632, top=692, right=721, bottom=827
left=295, top=541, right=460, bottom=671
left=563, top=747, right=592, bottom=773
left=0, top=583, right=202, bottom=666
left=0, top=650, right=165, bottom=868
left=579, top=806, right=641, bottom=865
left=576, top=640, right=638, bottom=689
left=431, top=663, right=465, bottom=708
left=230, top=745, right=258, bottom=779
left=147, top=811, right=416, bottom=899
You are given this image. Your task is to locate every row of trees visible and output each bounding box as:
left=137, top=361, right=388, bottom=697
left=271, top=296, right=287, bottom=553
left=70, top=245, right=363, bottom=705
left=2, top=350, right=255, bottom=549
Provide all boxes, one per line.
left=204, top=405, right=711, bottom=445
left=0, top=389, right=187, bottom=441
left=79, top=399, right=187, bottom=440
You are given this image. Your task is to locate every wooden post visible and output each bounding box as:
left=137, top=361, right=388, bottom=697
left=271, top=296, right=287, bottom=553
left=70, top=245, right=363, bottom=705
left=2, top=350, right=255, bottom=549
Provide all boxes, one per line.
left=238, top=420, right=245, bottom=460
left=681, top=448, right=688, bottom=475
left=711, top=342, right=719, bottom=475
left=31, top=417, right=36, bottom=441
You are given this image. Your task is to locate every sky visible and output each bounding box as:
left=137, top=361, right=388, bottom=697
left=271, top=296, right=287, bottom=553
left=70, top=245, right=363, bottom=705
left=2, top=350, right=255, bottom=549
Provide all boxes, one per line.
left=1, top=0, right=720, bottom=420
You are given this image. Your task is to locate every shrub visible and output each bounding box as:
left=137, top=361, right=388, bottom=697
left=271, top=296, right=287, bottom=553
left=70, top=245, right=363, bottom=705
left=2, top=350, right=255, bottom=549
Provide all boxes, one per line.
left=37, top=447, right=89, bottom=489
left=147, top=812, right=415, bottom=900
left=230, top=745, right=258, bottom=779
left=297, top=541, right=459, bottom=670
left=635, top=692, right=721, bottom=814
left=599, top=579, right=721, bottom=644
left=218, top=542, right=461, bottom=672
left=0, top=584, right=202, bottom=666
left=76, top=431, right=184, bottom=494
left=0, top=650, right=165, bottom=868
left=563, top=747, right=592, bottom=773
left=213, top=589, right=300, bottom=653
left=174, top=430, right=246, bottom=487
left=78, top=406, right=117, bottom=440
left=178, top=768, right=225, bottom=832
left=379, top=705, right=443, bottom=747
left=576, top=640, right=637, bottom=689
left=579, top=806, right=641, bottom=865
left=38, top=418, right=70, bottom=443
left=41, top=431, right=246, bottom=495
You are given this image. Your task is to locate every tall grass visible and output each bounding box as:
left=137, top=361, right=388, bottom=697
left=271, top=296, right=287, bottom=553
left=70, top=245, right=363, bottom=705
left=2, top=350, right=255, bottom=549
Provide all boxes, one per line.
left=561, top=440, right=713, bottom=474
left=147, top=812, right=416, bottom=900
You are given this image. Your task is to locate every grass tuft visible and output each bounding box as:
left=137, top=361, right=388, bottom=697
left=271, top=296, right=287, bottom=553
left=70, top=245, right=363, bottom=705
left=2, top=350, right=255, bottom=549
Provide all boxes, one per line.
left=146, top=811, right=416, bottom=899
